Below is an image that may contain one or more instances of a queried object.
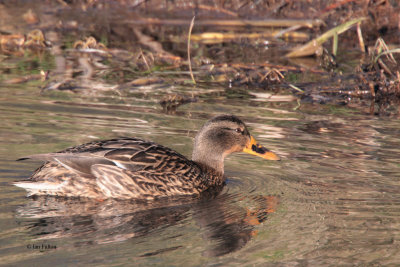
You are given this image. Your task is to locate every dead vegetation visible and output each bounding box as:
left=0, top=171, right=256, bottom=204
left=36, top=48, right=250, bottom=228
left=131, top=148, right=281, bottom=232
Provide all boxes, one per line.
left=0, top=0, right=399, bottom=114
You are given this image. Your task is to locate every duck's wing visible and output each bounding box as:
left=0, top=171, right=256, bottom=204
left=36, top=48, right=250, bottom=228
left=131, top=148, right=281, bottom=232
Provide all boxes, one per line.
left=17, top=138, right=207, bottom=199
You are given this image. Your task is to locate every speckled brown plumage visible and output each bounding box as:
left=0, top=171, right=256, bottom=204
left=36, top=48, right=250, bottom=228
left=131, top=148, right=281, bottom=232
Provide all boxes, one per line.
left=15, top=115, right=279, bottom=200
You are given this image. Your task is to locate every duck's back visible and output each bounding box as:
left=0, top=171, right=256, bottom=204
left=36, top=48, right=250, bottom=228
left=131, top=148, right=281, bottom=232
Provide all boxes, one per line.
left=16, top=138, right=223, bottom=199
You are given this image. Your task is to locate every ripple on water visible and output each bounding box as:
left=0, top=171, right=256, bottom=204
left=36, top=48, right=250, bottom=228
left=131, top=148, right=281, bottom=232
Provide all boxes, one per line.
left=1, top=81, right=400, bottom=266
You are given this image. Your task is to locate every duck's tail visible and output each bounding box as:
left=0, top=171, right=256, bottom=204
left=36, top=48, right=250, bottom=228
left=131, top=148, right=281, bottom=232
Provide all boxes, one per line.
left=13, top=181, right=67, bottom=196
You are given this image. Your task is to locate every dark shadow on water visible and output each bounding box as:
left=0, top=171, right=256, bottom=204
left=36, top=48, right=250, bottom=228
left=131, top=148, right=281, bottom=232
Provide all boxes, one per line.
left=16, top=191, right=278, bottom=257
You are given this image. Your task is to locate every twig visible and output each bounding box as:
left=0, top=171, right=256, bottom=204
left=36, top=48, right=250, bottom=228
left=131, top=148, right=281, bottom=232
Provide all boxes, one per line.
left=288, top=83, right=304, bottom=93
left=332, top=32, right=338, bottom=56
left=191, top=29, right=309, bottom=43
left=377, top=58, right=393, bottom=76
left=293, top=99, right=301, bottom=111
left=286, top=17, right=366, bottom=58
left=274, top=25, right=302, bottom=38
left=357, top=22, right=365, bottom=53
left=139, top=48, right=151, bottom=72
left=188, top=16, right=196, bottom=85
left=125, top=18, right=323, bottom=29
left=374, top=48, right=399, bottom=64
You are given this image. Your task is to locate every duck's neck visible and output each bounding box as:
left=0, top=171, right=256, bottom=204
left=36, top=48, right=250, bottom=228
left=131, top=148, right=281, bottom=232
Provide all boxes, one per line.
left=193, top=155, right=224, bottom=174
left=192, top=148, right=225, bottom=175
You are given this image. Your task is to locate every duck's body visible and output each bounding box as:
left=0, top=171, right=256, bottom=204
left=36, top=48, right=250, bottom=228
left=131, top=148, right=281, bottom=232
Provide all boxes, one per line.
left=16, top=115, right=279, bottom=200
left=17, top=138, right=223, bottom=199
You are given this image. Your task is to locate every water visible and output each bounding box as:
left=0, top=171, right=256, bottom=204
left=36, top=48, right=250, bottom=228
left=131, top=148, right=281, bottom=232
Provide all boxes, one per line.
left=1, top=59, right=400, bottom=266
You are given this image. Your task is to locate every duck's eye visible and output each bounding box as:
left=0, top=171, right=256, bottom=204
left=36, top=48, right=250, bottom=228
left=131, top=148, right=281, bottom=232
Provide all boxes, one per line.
left=235, top=128, right=243, bottom=133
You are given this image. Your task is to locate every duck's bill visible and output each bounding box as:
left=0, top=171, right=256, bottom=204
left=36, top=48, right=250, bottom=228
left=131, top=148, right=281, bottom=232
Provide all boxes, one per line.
left=243, top=136, right=280, bottom=161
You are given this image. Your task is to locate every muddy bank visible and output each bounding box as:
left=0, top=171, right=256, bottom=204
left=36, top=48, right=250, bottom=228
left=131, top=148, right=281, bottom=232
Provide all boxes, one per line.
left=0, top=0, right=399, bottom=115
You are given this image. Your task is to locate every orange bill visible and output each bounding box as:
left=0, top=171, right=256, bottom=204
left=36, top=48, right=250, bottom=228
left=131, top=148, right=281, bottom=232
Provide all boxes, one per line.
left=243, top=136, right=280, bottom=160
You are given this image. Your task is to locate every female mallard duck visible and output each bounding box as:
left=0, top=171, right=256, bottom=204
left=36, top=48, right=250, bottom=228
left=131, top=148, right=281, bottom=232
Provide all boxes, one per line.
left=15, top=115, right=279, bottom=200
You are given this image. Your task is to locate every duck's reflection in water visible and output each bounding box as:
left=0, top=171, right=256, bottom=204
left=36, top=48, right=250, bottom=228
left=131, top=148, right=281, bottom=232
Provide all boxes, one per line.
left=17, top=191, right=278, bottom=256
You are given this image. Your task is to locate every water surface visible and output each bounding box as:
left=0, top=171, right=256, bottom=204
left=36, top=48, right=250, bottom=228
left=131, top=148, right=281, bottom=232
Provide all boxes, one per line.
left=1, top=62, right=400, bottom=266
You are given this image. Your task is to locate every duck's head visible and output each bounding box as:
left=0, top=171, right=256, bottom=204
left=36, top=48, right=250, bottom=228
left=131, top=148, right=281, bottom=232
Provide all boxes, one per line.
left=192, top=115, right=280, bottom=173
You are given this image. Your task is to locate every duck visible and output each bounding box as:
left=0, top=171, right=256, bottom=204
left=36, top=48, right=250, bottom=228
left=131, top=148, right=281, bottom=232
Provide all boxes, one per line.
left=15, top=115, right=280, bottom=200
